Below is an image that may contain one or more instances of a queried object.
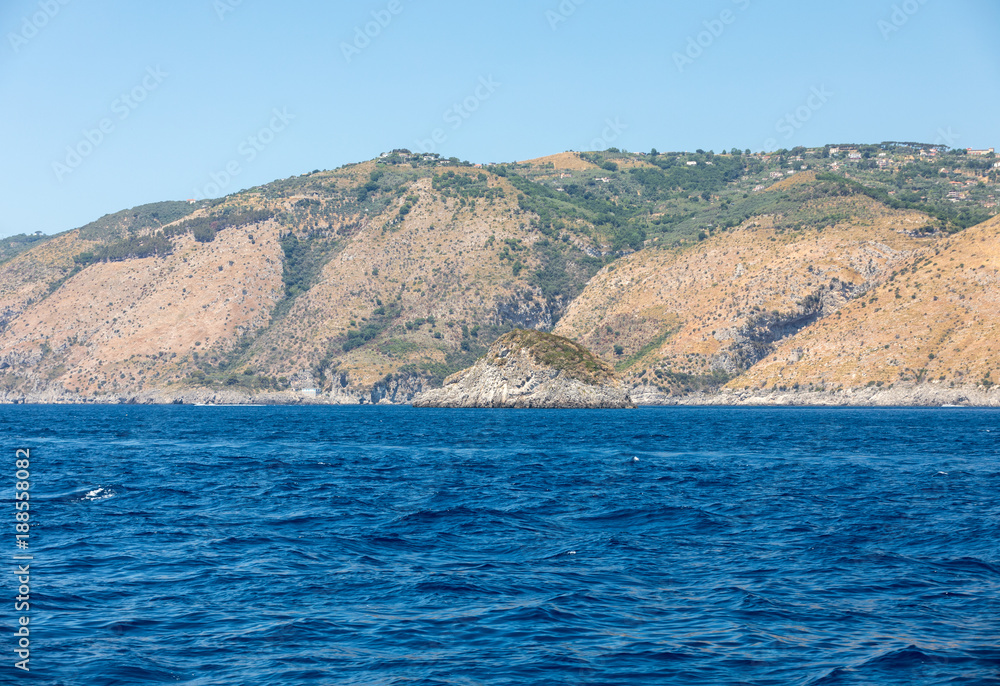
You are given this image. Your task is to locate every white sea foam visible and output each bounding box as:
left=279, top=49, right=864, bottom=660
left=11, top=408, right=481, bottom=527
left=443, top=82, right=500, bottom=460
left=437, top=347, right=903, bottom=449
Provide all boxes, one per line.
left=83, top=487, right=115, bottom=501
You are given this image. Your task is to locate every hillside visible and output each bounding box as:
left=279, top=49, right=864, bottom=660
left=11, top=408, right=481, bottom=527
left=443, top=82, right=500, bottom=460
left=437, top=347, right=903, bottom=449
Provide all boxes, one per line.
left=552, top=175, right=936, bottom=396
left=730, top=213, right=1000, bottom=400
left=0, top=143, right=997, bottom=405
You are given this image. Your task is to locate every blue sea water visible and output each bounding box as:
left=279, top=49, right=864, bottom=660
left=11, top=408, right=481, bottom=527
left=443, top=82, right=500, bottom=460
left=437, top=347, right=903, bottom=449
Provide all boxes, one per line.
left=2, top=405, right=1000, bottom=685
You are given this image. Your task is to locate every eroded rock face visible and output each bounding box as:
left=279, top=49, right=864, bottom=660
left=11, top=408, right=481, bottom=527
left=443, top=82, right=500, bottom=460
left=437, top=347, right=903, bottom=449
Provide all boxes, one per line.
left=412, top=329, right=635, bottom=409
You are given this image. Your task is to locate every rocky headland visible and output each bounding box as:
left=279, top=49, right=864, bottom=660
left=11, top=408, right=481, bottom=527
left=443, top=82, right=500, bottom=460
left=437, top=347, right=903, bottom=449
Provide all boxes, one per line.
left=412, top=329, right=635, bottom=409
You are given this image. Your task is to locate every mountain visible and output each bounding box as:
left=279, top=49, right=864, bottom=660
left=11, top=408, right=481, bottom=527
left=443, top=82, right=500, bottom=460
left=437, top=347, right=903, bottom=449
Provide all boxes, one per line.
left=1, top=144, right=997, bottom=405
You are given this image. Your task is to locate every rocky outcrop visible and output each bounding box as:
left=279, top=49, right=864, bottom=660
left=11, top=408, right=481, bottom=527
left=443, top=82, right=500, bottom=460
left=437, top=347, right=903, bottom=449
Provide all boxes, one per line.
left=412, top=329, right=635, bottom=409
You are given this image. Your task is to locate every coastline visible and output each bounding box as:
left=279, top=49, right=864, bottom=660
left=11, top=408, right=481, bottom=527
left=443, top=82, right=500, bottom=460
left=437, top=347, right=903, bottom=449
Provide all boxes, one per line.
left=631, top=383, right=1000, bottom=408
left=1, top=382, right=997, bottom=407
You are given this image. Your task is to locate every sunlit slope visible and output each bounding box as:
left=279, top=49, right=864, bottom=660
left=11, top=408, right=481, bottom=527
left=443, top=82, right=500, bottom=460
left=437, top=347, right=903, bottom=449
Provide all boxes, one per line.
left=554, top=190, right=936, bottom=394
left=0, top=223, right=284, bottom=396
left=735, top=214, right=1000, bottom=391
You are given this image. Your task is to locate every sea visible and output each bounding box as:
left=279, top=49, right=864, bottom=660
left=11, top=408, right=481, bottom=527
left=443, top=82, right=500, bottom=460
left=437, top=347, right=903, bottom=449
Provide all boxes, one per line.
left=3, top=405, right=999, bottom=685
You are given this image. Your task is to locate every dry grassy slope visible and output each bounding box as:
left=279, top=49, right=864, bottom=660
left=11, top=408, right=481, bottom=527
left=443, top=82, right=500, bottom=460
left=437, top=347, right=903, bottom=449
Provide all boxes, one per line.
left=0, top=221, right=284, bottom=395
left=554, top=190, right=935, bottom=387
left=0, top=231, right=100, bottom=319
left=244, top=172, right=547, bottom=387
left=0, top=163, right=560, bottom=400
left=520, top=152, right=597, bottom=171
left=738, top=214, right=1000, bottom=390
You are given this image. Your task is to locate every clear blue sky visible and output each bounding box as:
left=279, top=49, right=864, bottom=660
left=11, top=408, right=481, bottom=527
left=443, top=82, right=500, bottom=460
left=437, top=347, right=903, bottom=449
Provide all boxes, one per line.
left=1, top=0, right=997, bottom=238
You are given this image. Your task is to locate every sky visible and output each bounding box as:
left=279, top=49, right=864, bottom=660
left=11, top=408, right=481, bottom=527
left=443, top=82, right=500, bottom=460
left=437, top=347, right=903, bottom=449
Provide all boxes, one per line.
left=1, top=0, right=998, bottom=238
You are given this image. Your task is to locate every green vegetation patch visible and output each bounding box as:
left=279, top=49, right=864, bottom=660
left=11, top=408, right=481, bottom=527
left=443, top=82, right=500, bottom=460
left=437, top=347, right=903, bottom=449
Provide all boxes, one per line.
left=77, top=200, right=208, bottom=241
left=433, top=170, right=504, bottom=200
left=378, top=338, right=421, bottom=358
left=342, top=302, right=402, bottom=352
left=616, top=321, right=682, bottom=371
left=815, top=172, right=990, bottom=233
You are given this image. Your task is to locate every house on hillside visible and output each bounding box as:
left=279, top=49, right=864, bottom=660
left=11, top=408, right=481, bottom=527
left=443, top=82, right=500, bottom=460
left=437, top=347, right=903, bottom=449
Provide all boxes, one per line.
left=967, top=148, right=995, bottom=156
left=848, top=152, right=862, bottom=160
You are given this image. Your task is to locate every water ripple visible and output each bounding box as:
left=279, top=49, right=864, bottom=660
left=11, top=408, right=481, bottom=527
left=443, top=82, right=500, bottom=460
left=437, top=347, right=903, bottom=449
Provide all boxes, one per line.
left=5, top=405, right=1000, bottom=685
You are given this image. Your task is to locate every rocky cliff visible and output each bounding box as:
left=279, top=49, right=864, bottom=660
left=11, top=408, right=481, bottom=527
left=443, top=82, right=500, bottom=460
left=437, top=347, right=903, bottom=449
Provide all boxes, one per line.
left=412, top=329, right=634, bottom=408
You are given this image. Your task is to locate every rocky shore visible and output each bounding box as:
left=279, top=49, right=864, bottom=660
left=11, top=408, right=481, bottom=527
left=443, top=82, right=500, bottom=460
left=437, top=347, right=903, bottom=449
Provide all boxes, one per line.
left=630, top=383, right=1000, bottom=407
left=1, top=376, right=995, bottom=408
